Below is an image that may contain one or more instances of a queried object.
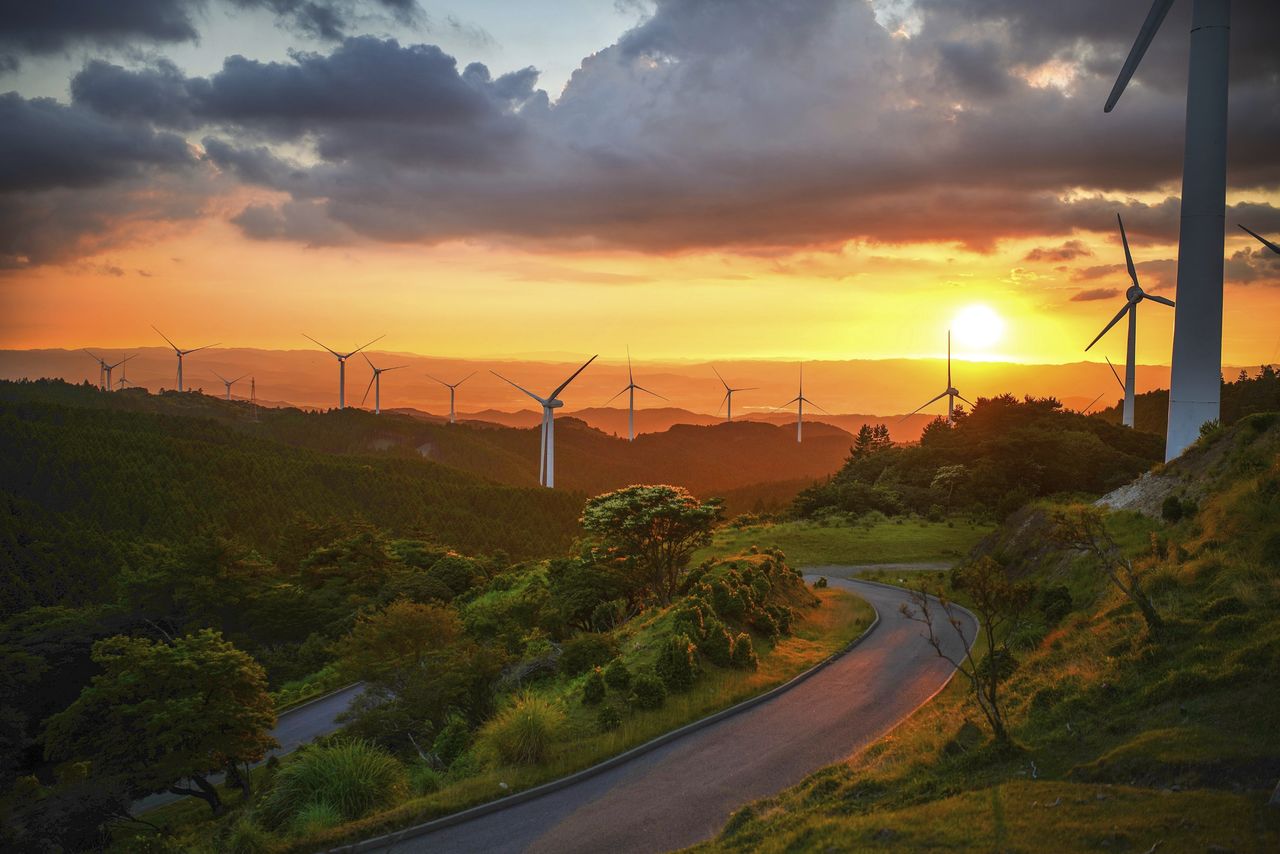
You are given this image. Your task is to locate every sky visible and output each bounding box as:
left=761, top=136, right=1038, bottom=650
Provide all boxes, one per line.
left=1, top=0, right=1278, bottom=373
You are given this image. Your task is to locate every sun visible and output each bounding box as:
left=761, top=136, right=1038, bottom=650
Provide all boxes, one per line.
left=952, top=305, right=1005, bottom=350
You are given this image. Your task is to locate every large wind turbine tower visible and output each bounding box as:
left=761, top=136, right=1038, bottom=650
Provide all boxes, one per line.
left=774, top=364, right=827, bottom=443
left=153, top=327, right=218, bottom=393
left=1105, top=0, right=1229, bottom=460
left=492, top=356, right=597, bottom=488
left=712, top=367, right=756, bottom=422
left=1084, top=214, right=1175, bottom=428
left=303, top=333, right=383, bottom=410
left=604, top=349, right=666, bottom=441
left=361, top=353, right=407, bottom=415
left=427, top=372, right=476, bottom=424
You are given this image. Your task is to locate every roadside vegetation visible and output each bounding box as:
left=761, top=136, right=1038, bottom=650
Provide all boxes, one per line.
left=695, top=413, right=1280, bottom=853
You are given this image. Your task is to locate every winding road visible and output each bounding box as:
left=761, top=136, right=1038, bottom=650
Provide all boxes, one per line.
left=355, top=571, right=976, bottom=854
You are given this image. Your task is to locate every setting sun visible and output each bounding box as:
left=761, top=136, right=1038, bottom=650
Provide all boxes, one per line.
left=952, top=305, right=1006, bottom=350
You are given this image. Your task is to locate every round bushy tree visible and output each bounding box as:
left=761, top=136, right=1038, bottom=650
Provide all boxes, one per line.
left=700, top=618, right=735, bottom=667
left=731, top=633, right=758, bottom=670
left=655, top=633, right=699, bottom=692
left=604, top=658, right=631, bottom=692
left=582, top=668, right=606, bottom=705
left=629, top=672, right=667, bottom=710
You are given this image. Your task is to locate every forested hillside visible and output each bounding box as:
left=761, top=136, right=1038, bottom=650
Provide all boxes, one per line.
left=1094, top=364, right=1280, bottom=435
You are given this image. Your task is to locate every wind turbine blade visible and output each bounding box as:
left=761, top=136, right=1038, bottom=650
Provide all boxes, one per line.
left=1085, top=300, right=1136, bottom=351
left=711, top=365, right=730, bottom=391
left=550, top=354, right=597, bottom=399
left=901, top=390, right=949, bottom=421
left=1146, top=293, right=1175, bottom=308
left=347, top=334, right=385, bottom=359
left=947, top=330, right=952, bottom=388
left=212, top=370, right=230, bottom=383
left=184, top=343, right=218, bottom=355
left=1117, top=213, right=1140, bottom=289
left=805, top=397, right=831, bottom=415
left=773, top=396, right=802, bottom=410
left=716, top=391, right=730, bottom=416
left=361, top=374, right=376, bottom=406
left=83, top=348, right=102, bottom=361
left=957, top=394, right=976, bottom=408
left=384, top=365, right=408, bottom=372
left=634, top=385, right=668, bottom=401
left=425, top=373, right=449, bottom=388
left=302, top=333, right=341, bottom=357
left=603, top=386, right=630, bottom=406
left=152, top=326, right=181, bottom=352
left=232, top=374, right=248, bottom=384
left=1104, top=0, right=1175, bottom=113
left=362, top=352, right=378, bottom=371
left=1082, top=391, right=1106, bottom=414
left=455, top=371, right=477, bottom=387
left=1105, top=356, right=1126, bottom=392
left=490, top=371, right=548, bottom=405
left=1239, top=224, right=1280, bottom=256
left=627, top=346, right=634, bottom=384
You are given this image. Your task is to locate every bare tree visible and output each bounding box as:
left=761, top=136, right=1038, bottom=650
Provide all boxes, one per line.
left=1051, top=506, right=1163, bottom=632
left=900, top=557, right=1032, bottom=742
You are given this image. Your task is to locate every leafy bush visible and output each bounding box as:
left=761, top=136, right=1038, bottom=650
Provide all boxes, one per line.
left=1161, top=495, right=1185, bottom=522
left=480, top=691, right=563, bottom=765
left=766, top=604, right=794, bottom=635
left=671, top=600, right=707, bottom=640
left=597, top=704, right=622, bottom=732
left=731, top=633, right=758, bottom=670
left=560, top=632, right=618, bottom=676
left=701, top=618, right=735, bottom=666
left=431, top=712, right=471, bottom=769
left=604, top=658, right=631, bottom=691
left=749, top=609, right=780, bottom=639
left=408, top=761, right=444, bottom=795
left=813, top=576, right=828, bottom=589
left=582, top=668, right=606, bottom=705
left=260, top=739, right=408, bottom=829
left=629, top=672, right=668, bottom=710
left=225, top=817, right=271, bottom=854
left=655, top=633, right=699, bottom=692
left=1038, top=585, right=1073, bottom=625
left=291, top=800, right=342, bottom=835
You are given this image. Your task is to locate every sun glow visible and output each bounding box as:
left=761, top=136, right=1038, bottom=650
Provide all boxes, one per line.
left=952, top=305, right=1005, bottom=351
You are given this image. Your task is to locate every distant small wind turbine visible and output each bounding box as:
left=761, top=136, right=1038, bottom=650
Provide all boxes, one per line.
left=303, top=333, right=383, bottom=410
left=491, top=355, right=597, bottom=488
left=103, top=355, right=133, bottom=392
left=85, top=350, right=132, bottom=392
left=904, top=331, right=973, bottom=424
left=1084, top=214, right=1174, bottom=429
left=603, top=348, right=666, bottom=441
left=117, top=357, right=133, bottom=390
left=427, top=372, right=477, bottom=424
left=773, top=364, right=828, bottom=443
left=1239, top=225, right=1280, bottom=256
left=212, top=370, right=248, bottom=401
left=84, top=349, right=108, bottom=390
left=712, top=366, right=756, bottom=423
left=153, top=327, right=217, bottom=393
left=361, top=353, right=407, bottom=415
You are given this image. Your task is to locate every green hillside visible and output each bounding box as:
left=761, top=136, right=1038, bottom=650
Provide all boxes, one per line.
left=697, top=413, right=1280, bottom=852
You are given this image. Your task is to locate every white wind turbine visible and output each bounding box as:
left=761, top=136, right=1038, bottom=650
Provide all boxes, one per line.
left=1239, top=225, right=1280, bottom=256
left=303, top=333, right=383, bottom=410
left=712, top=366, right=757, bottom=423
left=603, top=348, right=666, bottom=441
left=84, top=349, right=108, bottom=390
left=491, top=355, right=597, bottom=488
left=773, top=364, right=828, bottom=443
left=427, top=372, right=476, bottom=424
left=1084, top=214, right=1175, bottom=429
left=904, top=331, right=973, bottom=424
left=153, top=327, right=217, bottom=393
left=212, top=370, right=248, bottom=401
left=117, top=356, right=133, bottom=390
left=1105, top=0, right=1229, bottom=460
left=103, top=354, right=133, bottom=392
left=361, top=353, right=407, bottom=415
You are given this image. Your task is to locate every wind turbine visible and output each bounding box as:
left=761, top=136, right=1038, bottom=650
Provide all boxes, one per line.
left=1105, top=0, right=1228, bottom=460
left=302, top=333, right=383, bottom=410
left=1239, top=225, right=1280, bottom=256
left=1084, top=214, right=1175, bottom=429
left=903, top=331, right=973, bottom=425
left=712, top=366, right=756, bottom=423
left=773, top=364, right=828, bottom=443
left=361, top=353, right=407, bottom=415
left=117, top=356, right=133, bottom=390
left=84, top=349, right=107, bottom=389
left=427, top=372, right=476, bottom=424
left=103, top=355, right=133, bottom=393
left=491, top=355, right=597, bottom=488
left=153, top=327, right=217, bottom=393
left=603, top=348, right=666, bottom=441
left=212, top=370, right=248, bottom=402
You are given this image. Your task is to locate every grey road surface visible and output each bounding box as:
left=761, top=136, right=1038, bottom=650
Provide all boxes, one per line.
left=369, top=574, right=974, bottom=854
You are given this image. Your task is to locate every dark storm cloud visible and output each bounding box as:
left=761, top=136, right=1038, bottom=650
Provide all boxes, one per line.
left=1070, top=287, right=1119, bottom=302
left=1226, top=244, right=1280, bottom=286
left=1025, top=240, right=1093, bottom=263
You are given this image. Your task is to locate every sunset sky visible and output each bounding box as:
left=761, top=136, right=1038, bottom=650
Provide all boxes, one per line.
left=2, top=0, right=1278, bottom=372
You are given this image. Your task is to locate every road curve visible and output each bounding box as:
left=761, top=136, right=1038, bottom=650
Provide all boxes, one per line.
left=368, top=574, right=975, bottom=854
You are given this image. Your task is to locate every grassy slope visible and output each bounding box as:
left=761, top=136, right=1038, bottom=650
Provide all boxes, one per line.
left=696, top=518, right=995, bottom=567
left=694, top=414, right=1280, bottom=853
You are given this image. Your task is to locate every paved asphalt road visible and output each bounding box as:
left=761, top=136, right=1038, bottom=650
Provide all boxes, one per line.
left=370, top=572, right=975, bottom=854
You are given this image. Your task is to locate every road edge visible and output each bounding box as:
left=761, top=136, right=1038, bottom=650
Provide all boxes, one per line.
left=330, top=582, right=882, bottom=853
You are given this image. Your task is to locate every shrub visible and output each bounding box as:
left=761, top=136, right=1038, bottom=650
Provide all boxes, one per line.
left=731, top=633, right=758, bottom=670
left=750, top=609, right=780, bottom=639
left=480, top=691, right=564, bottom=765
left=1039, top=585, right=1073, bottom=625
left=596, top=704, right=622, bottom=732
left=260, top=739, right=408, bottom=828
left=1200, top=596, right=1247, bottom=620
left=560, top=633, right=618, bottom=676
left=431, top=712, right=471, bottom=769
left=629, top=672, right=667, bottom=710
left=766, top=604, right=794, bottom=636
left=582, top=668, right=606, bottom=705
left=813, top=576, right=828, bottom=589
left=408, top=762, right=444, bottom=795
left=655, top=633, right=699, bottom=692
left=1161, top=495, right=1185, bottom=522
left=701, top=618, right=735, bottom=666
left=225, top=818, right=271, bottom=854
left=671, top=600, right=707, bottom=640
left=291, top=800, right=342, bottom=835
left=604, top=657, right=631, bottom=691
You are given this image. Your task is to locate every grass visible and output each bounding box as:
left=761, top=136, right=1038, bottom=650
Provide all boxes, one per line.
left=696, top=517, right=994, bottom=567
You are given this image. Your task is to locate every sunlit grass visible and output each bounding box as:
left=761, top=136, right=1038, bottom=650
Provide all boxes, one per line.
left=696, top=518, right=993, bottom=568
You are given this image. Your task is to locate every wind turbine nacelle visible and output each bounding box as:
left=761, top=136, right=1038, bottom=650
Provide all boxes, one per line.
left=947, top=388, right=960, bottom=396
left=546, top=399, right=565, bottom=409
left=1126, top=284, right=1143, bottom=301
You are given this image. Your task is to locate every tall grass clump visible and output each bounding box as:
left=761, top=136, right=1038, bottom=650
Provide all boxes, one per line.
left=480, top=691, right=564, bottom=766
left=259, top=739, right=408, bottom=829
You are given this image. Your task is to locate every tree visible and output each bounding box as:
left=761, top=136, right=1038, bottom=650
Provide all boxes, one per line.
left=852, top=424, right=876, bottom=458
left=338, top=599, right=461, bottom=697
left=42, top=630, right=277, bottom=815
left=580, top=486, right=724, bottom=604
left=900, top=557, right=1032, bottom=742
left=1051, top=506, right=1163, bottom=632
left=931, top=464, right=968, bottom=507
